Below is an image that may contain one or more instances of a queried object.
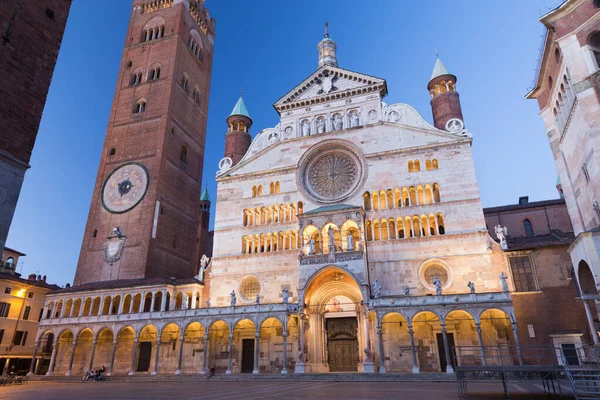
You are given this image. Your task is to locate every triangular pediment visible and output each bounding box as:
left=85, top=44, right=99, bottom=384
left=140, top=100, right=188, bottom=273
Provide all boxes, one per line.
left=274, top=66, right=387, bottom=113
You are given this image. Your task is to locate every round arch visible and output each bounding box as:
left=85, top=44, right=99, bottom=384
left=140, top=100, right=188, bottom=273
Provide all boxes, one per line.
left=577, top=260, right=597, bottom=295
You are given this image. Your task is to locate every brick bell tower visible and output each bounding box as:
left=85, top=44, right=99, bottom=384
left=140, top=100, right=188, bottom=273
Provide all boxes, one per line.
left=73, top=0, right=215, bottom=285
left=427, top=57, right=464, bottom=131
left=224, top=94, right=252, bottom=167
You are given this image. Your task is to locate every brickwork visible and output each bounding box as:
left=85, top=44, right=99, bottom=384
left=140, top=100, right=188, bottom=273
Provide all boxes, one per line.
left=427, top=74, right=463, bottom=130
left=74, top=1, right=215, bottom=285
left=225, top=115, right=252, bottom=166
left=0, top=0, right=71, bottom=254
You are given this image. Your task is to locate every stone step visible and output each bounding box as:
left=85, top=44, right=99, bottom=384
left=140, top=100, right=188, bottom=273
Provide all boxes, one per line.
left=29, top=372, right=455, bottom=383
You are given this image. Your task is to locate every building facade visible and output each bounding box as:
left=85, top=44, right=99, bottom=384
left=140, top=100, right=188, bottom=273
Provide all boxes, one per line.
left=525, top=0, right=600, bottom=344
left=0, top=0, right=71, bottom=255
left=483, top=197, right=591, bottom=359
left=0, top=249, right=60, bottom=375
left=33, top=2, right=531, bottom=377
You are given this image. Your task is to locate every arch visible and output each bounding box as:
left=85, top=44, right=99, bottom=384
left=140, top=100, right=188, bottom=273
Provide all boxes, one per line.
left=180, top=145, right=188, bottom=163
left=411, top=311, right=445, bottom=372
left=388, top=218, right=396, bottom=240
left=478, top=309, right=515, bottom=362
left=321, top=222, right=340, bottom=253
left=373, top=220, right=381, bottom=241
left=301, top=265, right=364, bottom=311
left=101, top=296, right=111, bottom=315
left=426, top=159, right=432, bottom=170
left=64, top=299, right=73, bottom=318
left=420, top=214, right=428, bottom=237
left=417, top=185, right=425, bottom=205
left=394, top=188, right=402, bottom=208
left=396, top=217, right=405, bottom=239
left=91, top=297, right=101, bottom=316
left=149, top=64, right=161, bottom=80
left=365, top=220, right=373, bottom=242
left=432, top=159, right=439, bottom=169
left=122, top=294, right=132, bottom=314
left=402, top=187, right=409, bottom=207
left=372, top=192, right=379, bottom=211
left=142, top=16, right=166, bottom=42
left=408, top=160, right=414, bottom=173
left=275, top=181, right=280, bottom=194
left=207, top=320, right=230, bottom=373
left=380, top=312, right=410, bottom=372
left=143, top=292, right=153, bottom=313
left=381, top=219, right=389, bottom=240
left=364, top=192, right=371, bottom=210
left=437, top=213, right=445, bottom=235
left=192, top=87, right=201, bottom=103
left=412, top=216, right=421, bottom=238
left=523, top=219, right=534, bottom=236
left=409, top=186, right=417, bottom=206
left=134, top=99, right=146, bottom=114
left=578, top=260, right=597, bottom=295
left=188, top=29, right=203, bottom=59
left=433, top=183, right=441, bottom=203
left=181, top=321, right=205, bottom=373
left=259, top=317, right=286, bottom=372
left=386, top=189, right=394, bottom=209
left=414, top=160, right=421, bottom=172
left=93, top=328, right=115, bottom=374
left=157, top=323, right=181, bottom=373
left=72, top=298, right=82, bottom=317
left=181, top=74, right=190, bottom=93
left=425, top=184, right=433, bottom=204
left=379, top=190, right=387, bottom=210
left=130, top=69, right=143, bottom=85
left=153, top=292, right=162, bottom=312
left=113, top=326, right=135, bottom=375
left=111, top=295, right=121, bottom=315
left=589, top=31, right=600, bottom=67
left=405, top=216, right=413, bottom=238
left=428, top=213, right=437, bottom=236
left=132, top=293, right=142, bottom=313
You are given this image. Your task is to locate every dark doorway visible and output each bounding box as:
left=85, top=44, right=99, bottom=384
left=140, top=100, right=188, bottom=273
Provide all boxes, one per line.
left=561, top=344, right=581, bottom=366
left=137, top=342, right=152, bottom=372
left=436, top=332, right=455, bottom=372
left=326, top=317, right=358, bottom=372
left=241, top=339, right=254, bottom=373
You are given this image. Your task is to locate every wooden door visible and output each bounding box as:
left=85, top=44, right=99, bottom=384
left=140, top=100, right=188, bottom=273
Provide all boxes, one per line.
left=137, top=342, right=152, bottom=372
left=241, top=339, right=254, bottom=373
left=326, top=317, right=358, bottom=372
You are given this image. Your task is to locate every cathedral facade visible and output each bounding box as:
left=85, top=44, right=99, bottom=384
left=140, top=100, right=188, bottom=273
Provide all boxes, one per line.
left=31, top=0, right=534, bottom=377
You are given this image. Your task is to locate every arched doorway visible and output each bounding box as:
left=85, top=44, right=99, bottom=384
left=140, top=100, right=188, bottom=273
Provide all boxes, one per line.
left=301, top=266, right=367, bottom=373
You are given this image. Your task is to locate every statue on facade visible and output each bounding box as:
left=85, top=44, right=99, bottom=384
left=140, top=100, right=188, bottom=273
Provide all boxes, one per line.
left=256, top=294, right=260, bottom=305
left=346, top=233, right=354, bottom=251
left=316, top=118, right=325, bottom=134
left=372, top=280, right=381, bottom=298
left=199, top=254, right=210, bottom=282
left=206, top=299, right=211, bottom=308
left=494, top=225, right=508, bottom=250
left=182, top=293, right=189, bottom=310
left=433, top=276, right=443, bottom=295
left=328, top=226, right=335, bottom=249
left=308, top=237, right=315, bottom=255
left=230, top=290, right=237, bottom=307
left=333, top=114, right=343, bottom=130
left=467, top=281, right=475, bottom=294
left=301, top=121, right=310, bottom=136
left=500, top=272, right=509, bottom=292
left=404, top=285, right=410, bottom=296
left=363, top=348, right=374, bottom=363
left=351, top=113, right=359, bottom=127
left=282, top=286, right=289, bottom=304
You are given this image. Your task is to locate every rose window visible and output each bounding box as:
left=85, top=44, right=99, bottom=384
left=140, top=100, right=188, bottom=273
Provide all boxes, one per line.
left=239, top=276, right=261, bottom=302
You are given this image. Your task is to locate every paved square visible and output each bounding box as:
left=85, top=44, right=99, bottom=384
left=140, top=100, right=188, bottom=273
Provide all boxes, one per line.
left=0, top=381, right=570, bottom=400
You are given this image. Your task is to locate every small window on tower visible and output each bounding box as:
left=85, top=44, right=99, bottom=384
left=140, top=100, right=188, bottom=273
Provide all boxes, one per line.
left=109, top=148, right=116, bottom=156
left=524, top=219, right=534, bottom=236
left=92, top=229, right=97, bottom=238
left=181, top=75, right=189, bottom=93
left=180, top=145, right=188, bottom=164
left=134, top=100, right=146, bottom=114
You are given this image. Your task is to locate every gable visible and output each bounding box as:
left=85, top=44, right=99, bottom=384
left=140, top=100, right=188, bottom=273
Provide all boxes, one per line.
left=274, top=66, right=387, bottom=113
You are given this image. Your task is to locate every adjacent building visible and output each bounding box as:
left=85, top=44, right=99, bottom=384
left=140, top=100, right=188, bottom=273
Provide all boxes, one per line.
left=0, top=0, right=71, bottom=255
left=525, top=0, right=600, bottom=344
left=0, top=248, right=60, bottom=375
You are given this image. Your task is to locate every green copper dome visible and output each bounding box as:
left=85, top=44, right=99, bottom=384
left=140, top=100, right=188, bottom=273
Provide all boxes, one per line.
left=201, top=187, right=210, bottom=201
left=229, top=96, right=251, bottom=119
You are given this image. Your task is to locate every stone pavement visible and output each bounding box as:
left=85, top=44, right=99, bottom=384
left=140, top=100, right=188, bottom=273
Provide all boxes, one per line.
left=0, top=381, right=572, bottom=400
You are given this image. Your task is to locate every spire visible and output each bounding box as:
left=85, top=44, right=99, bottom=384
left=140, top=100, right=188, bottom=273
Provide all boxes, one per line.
left=430, top=57, right=450, bottom=81
left=229, top=95, right=251, bottom=119
left=318, top=22, right=338, bottom=68
left=200, top=186, right=210, bottom=201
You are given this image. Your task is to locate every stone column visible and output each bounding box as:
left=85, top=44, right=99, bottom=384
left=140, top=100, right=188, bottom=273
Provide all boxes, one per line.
left=362, top=309, right=376, bottom=373
left=88, top=339, right=97, bottom=371
left=511, top=322, right=524, bottom=366
left=150, top=293, right=156, bottom=313
left=2, top=359, right=10, bottom=376
left=281, top=330, right=288, bottom=374
left=175, top=335, right=184, bottom=375
left=377, top=325, right=386, bottom=373
left=583, top=300, right=600, bottom=345
left=117, top=296, right=125, bottom=315
left=161, top=291, right=167, bottom=312
left=66, top=338, right=78, bottom=376
left=46, top=339, right=60, bottom=376
left=440, top=323, right=454, bottom=373
left=226, top=333, right=233, bottom=374
left=407, top=324, right=419, bottom=373
left=108, top=340, right=118, bottom=376
left=27, top=341, right=40, bottom=376
left=152, top=339, right=161, bottom=375
left=129, top=338, right=139, bottom=375
left=191, top=290, right=197, bottom=310
left=475, top=323, right=486, bottom=365
left=253, top=328, right=260, bottom=374
left=201, top=333, right=209, bottom=375
left=59, top=300, right=66, bottom=319
left=295, top=314, right=306, bottom=373
left=128, top=294, right=134, bottom=314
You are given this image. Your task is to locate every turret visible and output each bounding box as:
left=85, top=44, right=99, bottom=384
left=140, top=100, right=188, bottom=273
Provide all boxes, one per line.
left=195, top=186, right=212, bottom=269
left=427, top=58, right=464, bottom=132
left=317, top=22, right=337, bottom=68
left=224, top=94, right=252, bottom=167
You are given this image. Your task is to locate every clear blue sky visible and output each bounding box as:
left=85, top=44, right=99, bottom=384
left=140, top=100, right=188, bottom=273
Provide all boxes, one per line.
left=7, top=0, right=558, bottom=286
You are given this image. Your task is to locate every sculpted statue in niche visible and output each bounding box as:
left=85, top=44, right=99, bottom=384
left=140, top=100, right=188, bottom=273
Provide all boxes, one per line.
left=346, top=232, right=354, bottom=251
left=372, top=280, right=381, bottom=298
left=301, top=120, right=311, bottom=137
left=350, top=112, right=360, bottom=127
left=308, top=237, right=315, bottom=255
left=328, top=226, right=335, bottom=249
left=388, top=110, right=400, bottom=122
left=500, top=272, right=509, bottom=292
left=230, top=290, right=237, bottom=307
left=333, top=114, right=343, bottom=130
left=368, top=110, right=377, bottom=121
left=316, top=118, right=325, bottom=134
left=183, top=293, right=189, bottom=310
left=282, top=286, right=289, bottom=304
left=284, top=126, right=293, bottom=136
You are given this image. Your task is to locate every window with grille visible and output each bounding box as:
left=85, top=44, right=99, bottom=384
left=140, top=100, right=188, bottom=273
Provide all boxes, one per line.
left=240, top=277, right=261, bottom=301
left=509, top=255, right=539, bottom=292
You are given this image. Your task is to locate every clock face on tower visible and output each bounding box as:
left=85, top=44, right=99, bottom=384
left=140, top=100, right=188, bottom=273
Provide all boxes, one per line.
left=101, top=162, right=150, bottom=214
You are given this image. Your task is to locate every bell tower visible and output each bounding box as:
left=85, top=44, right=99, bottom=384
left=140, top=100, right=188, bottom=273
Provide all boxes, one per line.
left=427, top=57, right=464, bottom=131
left=224, top=94, right=252, bottom=167
left=74, top=0, right=216, bottom=285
